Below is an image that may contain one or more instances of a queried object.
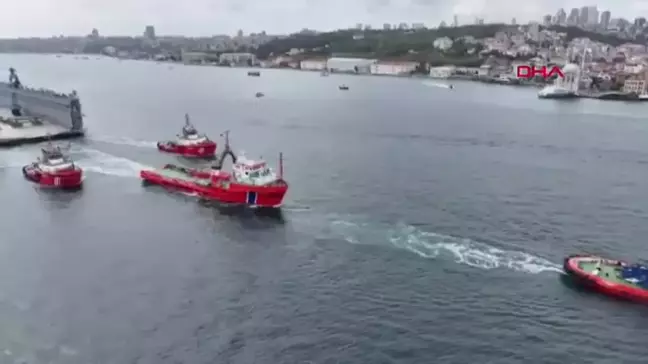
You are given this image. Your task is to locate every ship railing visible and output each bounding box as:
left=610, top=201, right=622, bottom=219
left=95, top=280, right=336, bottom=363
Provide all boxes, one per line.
left=0, top=82, right=73, bottom=99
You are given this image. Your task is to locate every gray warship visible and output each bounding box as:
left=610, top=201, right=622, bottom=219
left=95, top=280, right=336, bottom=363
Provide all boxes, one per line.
left=0, top=68, right=84, bottom=146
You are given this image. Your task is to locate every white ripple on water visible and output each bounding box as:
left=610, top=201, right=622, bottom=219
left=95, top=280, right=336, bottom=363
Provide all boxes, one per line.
left=73, top=147, right=151, bottom=178
left=422, top=81, right=453, bottom=89
left=0, top=146, right=150, bottom=180
left=89, top=135, right=158, bottom=149
left=329, top=219, right=563, bottom=275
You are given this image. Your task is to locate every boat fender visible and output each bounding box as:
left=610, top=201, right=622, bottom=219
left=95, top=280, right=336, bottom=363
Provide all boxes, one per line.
left=22, top=165, right=40, bottom=182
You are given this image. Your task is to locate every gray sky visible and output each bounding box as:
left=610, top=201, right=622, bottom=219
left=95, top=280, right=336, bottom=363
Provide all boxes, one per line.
left=1, top=0, right=644, bottom=38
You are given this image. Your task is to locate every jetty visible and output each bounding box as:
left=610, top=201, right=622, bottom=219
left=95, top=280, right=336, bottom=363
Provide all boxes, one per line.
left=0, top=68, right=85, bottom=147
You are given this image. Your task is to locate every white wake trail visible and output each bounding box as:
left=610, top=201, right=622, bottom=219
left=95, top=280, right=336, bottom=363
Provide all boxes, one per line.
left=329, top=218, right=563, bottom=275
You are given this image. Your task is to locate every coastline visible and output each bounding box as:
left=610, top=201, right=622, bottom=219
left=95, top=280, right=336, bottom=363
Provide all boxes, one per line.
left=4, top=53, right=644, bottom=100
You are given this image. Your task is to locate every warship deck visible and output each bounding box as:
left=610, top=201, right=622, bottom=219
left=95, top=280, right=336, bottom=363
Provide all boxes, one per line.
left=0, top=108, right=84, bottom=147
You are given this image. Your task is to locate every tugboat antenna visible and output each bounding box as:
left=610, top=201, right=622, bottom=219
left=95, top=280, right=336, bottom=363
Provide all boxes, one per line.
left=279, top=152, right=283, bottom=179
left=184, top=113, right=190, bottom=125
left=222, top=130, right=230, bottom=148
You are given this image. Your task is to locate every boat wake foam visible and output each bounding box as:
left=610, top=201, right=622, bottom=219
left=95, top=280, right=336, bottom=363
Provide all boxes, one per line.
left=327, top=217, right=563, bottom=275
left=71, top=148, right=150, bottom=178
left=0, top=147, right=148, bottom=180
left=422, top=81, right=453, bottom=89
left=90, top=135, right=158, bottom=149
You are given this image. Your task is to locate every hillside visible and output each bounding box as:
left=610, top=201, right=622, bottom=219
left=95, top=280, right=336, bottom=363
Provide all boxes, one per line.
left=254, top=24, right=506, bottom=62
left=254, top=24, right=635, bottom=63
left=546, top=25, right=635, bottom=46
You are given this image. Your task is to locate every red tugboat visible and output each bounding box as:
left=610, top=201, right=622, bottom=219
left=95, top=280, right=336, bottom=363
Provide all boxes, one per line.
left=22, top=143, right=83, bottom=189
left=563, top=254, right=648, bottom=303
left=156, top=113, right=217, bottom=158
left=141, top=131, right=288, bottom=208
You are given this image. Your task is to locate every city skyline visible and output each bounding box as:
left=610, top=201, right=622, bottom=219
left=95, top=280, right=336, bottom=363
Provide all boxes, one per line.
left=1, top=0, right=646, bottom=38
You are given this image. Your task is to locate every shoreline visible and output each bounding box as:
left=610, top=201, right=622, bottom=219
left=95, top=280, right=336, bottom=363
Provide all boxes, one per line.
left=3, top=53, right=644, bottom=101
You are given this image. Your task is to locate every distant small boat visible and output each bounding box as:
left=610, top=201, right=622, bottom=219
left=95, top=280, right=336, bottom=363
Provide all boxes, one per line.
left=339, top=85, right=349, bottom=90
left=321, top=70, right=330, bottom=76
left=248, top=71, right=261, bottom=77
left=255, top=92, right=265, bottom=98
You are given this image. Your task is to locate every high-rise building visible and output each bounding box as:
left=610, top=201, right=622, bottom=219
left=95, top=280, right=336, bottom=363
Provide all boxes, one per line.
left=543, top=14, right=552, bottom=26
left=587, top=6, right=599, bottom=26
left=144, top=25, right=155, bottom=39
left=579, top=6, right=588, bottom=25
left=556, top=8, right=567, bottom=24
left=439, top=21, right=447, bottom=28
left=453, top=15, right=458, bottom=27
left=607, top=17, right=630, bottom=31
left=91, top=28, right=99, bottom=38
left=567, top=8, right=579, bottom=25
left=600, top=10, right=611, bottom=29
left=383, top=23, right=391, bottom=30
left=412, top=23, right=425, bottom=29
left=511, top=18, right=516, bottom=25
left=634, top=17, right=646, bottom=28
left=237, top=29, right=243, bottom=37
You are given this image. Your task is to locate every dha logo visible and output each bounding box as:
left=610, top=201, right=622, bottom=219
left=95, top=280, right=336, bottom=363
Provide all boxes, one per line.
left=516, top=65, right=565, bottom=80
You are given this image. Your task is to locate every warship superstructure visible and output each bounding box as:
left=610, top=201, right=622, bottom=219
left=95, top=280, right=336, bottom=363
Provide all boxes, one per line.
left=0, top=68, right=84, bottom=146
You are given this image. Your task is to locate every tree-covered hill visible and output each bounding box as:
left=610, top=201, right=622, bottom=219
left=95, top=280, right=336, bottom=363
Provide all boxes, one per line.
left=254, top=24, right=634, bottom=61
left=254, top=24, right=508, bottom=60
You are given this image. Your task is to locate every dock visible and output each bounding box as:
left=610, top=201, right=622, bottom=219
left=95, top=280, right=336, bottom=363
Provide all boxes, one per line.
left=0, top=108, right=84, bottom=147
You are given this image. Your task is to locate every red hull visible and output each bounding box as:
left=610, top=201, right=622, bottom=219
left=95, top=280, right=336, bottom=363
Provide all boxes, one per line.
left=22, top=164, right=83, bottom=189
left=157, top=140, right=217, bottom=158
left=563, top=255, right=648, bottom=303
left=140, top=165, right=288, bottom=208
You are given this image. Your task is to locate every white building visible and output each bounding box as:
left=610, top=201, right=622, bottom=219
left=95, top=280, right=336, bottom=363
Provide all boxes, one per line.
left=478, top=65, right=492, bottom=77
left=527, top=22, right=540, bottom=42
left=219, top=52, right=256, bottom=65
left=623, top=79, right=646, bottom=94
left=429, top=66, right=456, bottom=78
left=300, top=58, right=328, bottom=70
left=433, top=37, right=453, bottom=51
left=181, top=51, right=216, bottom=63
left=370, top=61, right=418, bottom=75
left=327, top=57, right=377, bottom=73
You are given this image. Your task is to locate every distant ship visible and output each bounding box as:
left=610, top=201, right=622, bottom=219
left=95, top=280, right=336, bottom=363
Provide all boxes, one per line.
left=0, top=68, right=84, bottom=146
left=538, top=63, right=580, bottom=99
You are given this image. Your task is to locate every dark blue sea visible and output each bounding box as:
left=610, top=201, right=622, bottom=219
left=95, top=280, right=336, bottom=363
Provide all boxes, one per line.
left=0, top=54, right=647, bottom=364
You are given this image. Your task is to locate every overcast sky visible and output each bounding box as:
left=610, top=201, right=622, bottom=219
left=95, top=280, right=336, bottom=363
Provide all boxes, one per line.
left=1, top=0, right=645, bottom=38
